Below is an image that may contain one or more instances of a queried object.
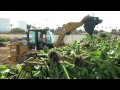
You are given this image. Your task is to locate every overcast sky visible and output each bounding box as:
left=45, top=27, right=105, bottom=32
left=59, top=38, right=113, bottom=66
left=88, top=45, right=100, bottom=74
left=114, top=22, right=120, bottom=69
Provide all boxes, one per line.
left=0, top=11, right=120, bottom=32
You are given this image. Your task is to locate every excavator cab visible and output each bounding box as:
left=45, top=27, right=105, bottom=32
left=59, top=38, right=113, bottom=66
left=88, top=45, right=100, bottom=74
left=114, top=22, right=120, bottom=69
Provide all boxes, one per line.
left=27, top=29, right=54, bottom=50
left=8, top=29, right=54, bottom=62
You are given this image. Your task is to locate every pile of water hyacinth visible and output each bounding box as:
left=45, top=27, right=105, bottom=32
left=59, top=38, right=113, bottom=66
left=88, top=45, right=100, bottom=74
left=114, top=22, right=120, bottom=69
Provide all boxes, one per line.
left=0, top=33, right=120, bottom=79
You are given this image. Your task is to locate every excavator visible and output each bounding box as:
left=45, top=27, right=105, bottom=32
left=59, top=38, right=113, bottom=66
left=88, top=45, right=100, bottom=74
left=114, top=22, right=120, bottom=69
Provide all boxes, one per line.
left=8, top=15, right=103, bottom=62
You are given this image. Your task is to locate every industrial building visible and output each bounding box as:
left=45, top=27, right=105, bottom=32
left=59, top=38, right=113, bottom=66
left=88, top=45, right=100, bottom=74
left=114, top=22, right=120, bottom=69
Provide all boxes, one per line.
left=0, top=18, right=10, bottom=32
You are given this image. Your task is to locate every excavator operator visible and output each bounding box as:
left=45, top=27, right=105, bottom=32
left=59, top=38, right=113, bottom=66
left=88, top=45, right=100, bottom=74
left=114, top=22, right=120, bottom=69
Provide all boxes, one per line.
left=38, top=34, right=46, bottom=49
left=39, top=34, right=44, bottom=42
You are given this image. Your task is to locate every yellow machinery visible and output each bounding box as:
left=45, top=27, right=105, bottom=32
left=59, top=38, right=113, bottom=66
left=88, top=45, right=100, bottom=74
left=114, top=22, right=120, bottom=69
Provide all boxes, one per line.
left=8, top=15, right=103, bottom=62
left=8, top=42, right=28, bottom=61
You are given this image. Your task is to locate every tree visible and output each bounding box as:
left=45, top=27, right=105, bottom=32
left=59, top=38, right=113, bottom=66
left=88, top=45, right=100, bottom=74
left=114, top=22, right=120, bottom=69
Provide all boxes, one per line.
left=72, top=29, right=79, bottom=35
left=51, top=29, right=55, bottom=34
left=44, top=27, right=50, bottom=29
left=100, top=30, right=104, bottom=32
left=79, top=29, right=83, bottom=34
left=27, top=24, right=31, bottom=29
left=10, top=28, right=26, bottom=34
left=117, top=29, right=120, bottom=35
left=110, top=29, right=117, bottom=35
left=54, top=27, right=62, bottom=35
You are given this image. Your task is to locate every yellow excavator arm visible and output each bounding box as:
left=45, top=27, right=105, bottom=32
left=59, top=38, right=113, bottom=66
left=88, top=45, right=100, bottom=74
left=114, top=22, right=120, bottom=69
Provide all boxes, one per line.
left=53, top=15, right=91, bottom=47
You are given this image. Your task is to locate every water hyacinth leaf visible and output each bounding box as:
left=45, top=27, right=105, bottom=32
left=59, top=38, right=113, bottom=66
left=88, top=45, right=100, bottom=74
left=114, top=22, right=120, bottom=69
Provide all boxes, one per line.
left=80, top=68, right=88, bottom=76
left=43, top=46, right=49, bottom=53
left=34, top=65, right=40, bottom=70
left=61, top=64, right=70, bottom=79
left=91, top=51, right=101, bottom=56
left=101, top=45, right=106, bottom=51
left=91, top=56, right=101, bottom=61
left=107, top=50, right=115, bottom=55
left=63, top=61, right=74, bottom=68
left=96, top=61, right=102, bottom=67
left=0, top=76, right=5, bottom=79
left=33, top=71, right=41, bottom=78
left=0, top=65, right=7, bottom=70
left=3, top=69, right=10, bottom=73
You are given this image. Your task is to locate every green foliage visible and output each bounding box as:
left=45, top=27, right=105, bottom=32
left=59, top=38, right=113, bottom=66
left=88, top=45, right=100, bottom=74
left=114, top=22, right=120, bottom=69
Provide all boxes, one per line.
left=0, top=37, right=9, bottom=42
left=1, top=33, right=120, bottom=79
left=0, top=37, right=9, bottom=46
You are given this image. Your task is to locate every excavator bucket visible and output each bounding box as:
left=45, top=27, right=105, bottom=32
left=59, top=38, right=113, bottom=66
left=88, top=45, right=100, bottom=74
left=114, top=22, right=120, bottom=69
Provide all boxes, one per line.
left=84, top=17, right=103, bottom=36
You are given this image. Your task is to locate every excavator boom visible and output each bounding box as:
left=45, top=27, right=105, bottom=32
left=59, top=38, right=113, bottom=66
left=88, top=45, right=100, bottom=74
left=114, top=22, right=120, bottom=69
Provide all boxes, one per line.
left=53, top=15, right=91, bottom=47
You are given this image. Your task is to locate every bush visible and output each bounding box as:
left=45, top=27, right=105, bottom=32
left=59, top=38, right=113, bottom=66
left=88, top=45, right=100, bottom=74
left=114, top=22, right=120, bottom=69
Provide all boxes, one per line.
left=0, top=37, right=9, bottom=42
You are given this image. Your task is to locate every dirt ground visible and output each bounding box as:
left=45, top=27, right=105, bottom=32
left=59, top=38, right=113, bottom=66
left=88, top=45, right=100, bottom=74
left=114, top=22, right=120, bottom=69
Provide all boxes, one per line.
left=0, top=46, right=17, bottom=66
